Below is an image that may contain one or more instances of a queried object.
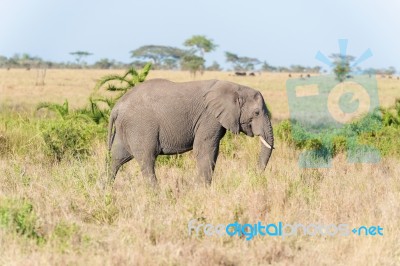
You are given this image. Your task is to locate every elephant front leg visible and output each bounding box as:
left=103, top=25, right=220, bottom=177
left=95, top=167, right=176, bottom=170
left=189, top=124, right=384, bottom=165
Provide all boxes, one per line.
left=194, top=141, right=220, bottom=185
left=141, top=165, right=157, bottom=187
left=137, top=153, right=158, bottom=187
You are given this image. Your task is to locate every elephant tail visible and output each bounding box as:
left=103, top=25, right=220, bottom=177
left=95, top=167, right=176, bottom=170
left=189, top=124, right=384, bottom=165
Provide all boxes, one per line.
left=108, top=109, right=118, bottom=151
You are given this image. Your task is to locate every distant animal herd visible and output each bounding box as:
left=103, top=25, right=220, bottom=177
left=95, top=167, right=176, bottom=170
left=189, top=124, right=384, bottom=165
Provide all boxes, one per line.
left=286, top=73, right=399, bottom=80
left=230, top=71, right=399, bottom=80
left=233, top=71, right=257, bottom=76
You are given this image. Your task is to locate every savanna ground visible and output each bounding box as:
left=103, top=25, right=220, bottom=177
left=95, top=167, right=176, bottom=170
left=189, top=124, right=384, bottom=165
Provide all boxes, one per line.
left=0, top=69, right=399, bottom=265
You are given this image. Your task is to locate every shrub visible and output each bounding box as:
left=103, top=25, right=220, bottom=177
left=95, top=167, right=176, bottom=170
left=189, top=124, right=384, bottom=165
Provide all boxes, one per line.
left=359, top=126, right=400, bottom=157
left=220, top=131, right=241, bottom=159
left=0, top=198, right=44, bottom=243
left=276, top=101, right=400, bottom=159
left=332, top=135, right=347, bottom=155
left=380, top=98, right=400, bottom=127
left=275, top=119, right=293, bottom=145
left=40, top=119, right=102, bottom=161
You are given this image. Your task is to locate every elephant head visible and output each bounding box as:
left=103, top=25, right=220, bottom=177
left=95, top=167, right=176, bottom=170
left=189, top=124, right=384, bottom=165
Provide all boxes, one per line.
left=204, top=81, right=274, bottom=170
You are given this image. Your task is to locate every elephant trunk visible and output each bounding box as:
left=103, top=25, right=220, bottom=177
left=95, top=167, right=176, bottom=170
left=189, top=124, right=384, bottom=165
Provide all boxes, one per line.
left=258, top=115, right=274, bottom=170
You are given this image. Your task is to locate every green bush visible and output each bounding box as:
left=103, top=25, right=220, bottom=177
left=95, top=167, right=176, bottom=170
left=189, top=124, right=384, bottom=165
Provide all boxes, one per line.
left=220, top=131, right=241, bottom=159
left=332, top=135, right=347, bottom=155
left=303, top=138, right=323, bottom=151
left=0, top=198, right=44, bottom=243
left=40, top=119, right=103, bottom=161
left=275, top=119, right=293, bottom=145
left=276, top=101, right=400, bottom=159
left=380, top=98, right=400, bottom=127
left=359, top=126, right=400, bottom=157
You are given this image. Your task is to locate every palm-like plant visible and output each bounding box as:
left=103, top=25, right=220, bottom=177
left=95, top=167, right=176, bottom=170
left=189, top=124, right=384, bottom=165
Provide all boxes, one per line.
left=37, top=63, right=152, bottom=125
left=95, top=62, right=152, bottom=97
left=37, top=100, right=70, bottom=120
left=76, top=98, right=111, bottom=124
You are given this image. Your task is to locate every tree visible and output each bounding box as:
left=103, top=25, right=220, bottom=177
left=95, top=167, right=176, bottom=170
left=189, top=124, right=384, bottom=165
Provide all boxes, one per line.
left=181, top=55, right=205, bottom=77
left=130, top=45, right=187, bottom=69
left=363, top=68, right=376, bottom=75
left=225, top=51, right=261, bottom=71
left=261, top=61, right=277, bottom=72
left=70, top=51, right=93, bottom=67
left=0, top=55, right=8, bottom=68
left=130, top=60, right=148, bottom=69
left=162, top=58, right=179, bottom=70
left=183, top=35, right=217, bottom=75
left=311, top=66, right=322, bottom=73
left=290, top=65, right=306, bottom=73
left=5, top=53, right=43, bottom=69
left=330, top=53, right=355, bottom=82
left=277, top=66, right=290, bottom=73
left=225, top=52, right=239, bottom=64
left=93, top=58, right=116, bottom=69
left=385, top=66, right=396, bottom=76
left=7, top=54, right=21, bottom=68
left=206, top=61, right=222, bottom=71
left=183, top=35, right=217, bottom=58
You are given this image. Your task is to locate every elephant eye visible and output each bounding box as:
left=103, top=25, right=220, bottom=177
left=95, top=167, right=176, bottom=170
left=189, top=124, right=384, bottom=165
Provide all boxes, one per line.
left=254, top=110, right=260, bottom=116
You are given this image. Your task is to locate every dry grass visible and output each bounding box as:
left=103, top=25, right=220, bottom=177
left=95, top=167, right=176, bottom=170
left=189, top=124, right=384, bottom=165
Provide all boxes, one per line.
left=0, top=69, right=399, bottom=265
left=2, top=69, right=398, bottom=120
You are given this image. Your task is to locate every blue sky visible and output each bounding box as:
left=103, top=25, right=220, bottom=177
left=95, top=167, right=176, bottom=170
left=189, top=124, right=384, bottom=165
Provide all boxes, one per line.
left=1, top=0, right=399, bottom=71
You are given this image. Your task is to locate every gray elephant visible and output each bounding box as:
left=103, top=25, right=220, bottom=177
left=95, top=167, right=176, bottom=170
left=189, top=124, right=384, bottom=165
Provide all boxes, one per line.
left=107, top=79, right=274, bottom=186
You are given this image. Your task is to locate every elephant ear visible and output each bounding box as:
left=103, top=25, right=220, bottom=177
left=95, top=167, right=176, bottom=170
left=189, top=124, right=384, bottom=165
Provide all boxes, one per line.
left=203, top=81, right=241, bottom=134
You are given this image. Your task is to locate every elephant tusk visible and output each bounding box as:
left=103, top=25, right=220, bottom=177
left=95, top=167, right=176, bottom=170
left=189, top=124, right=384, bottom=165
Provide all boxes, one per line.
left=260, top=137, right=273, bottom=149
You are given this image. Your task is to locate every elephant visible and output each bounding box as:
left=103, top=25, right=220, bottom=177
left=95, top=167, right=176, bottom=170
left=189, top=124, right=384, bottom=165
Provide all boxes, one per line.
left=107, top=79, right=274, bottom=186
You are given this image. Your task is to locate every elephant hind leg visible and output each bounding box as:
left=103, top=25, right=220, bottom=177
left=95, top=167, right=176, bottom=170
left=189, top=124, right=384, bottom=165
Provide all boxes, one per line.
left=108, top=140, right=133, bottom=184
left=109, top=154, right=133, bottom=183
left=126, top=130, right=159, bottom=187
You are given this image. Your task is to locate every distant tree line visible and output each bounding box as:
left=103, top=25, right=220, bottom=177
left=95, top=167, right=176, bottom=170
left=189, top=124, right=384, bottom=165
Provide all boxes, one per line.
left=0, top=51, right=322, bottom=74
left=0, top=37, right=397, bottom=76
left=0, top=52, right=132, bottom=70
left=260, top=61, right=322, bottom=74
left=363, top=66, right=397, bottom=76
left=326, top=53, right=397, bottom=81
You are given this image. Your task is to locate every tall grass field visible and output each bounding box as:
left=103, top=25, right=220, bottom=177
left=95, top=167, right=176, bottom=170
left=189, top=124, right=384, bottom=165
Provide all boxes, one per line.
left=0, top=69, right=399, bottom=265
